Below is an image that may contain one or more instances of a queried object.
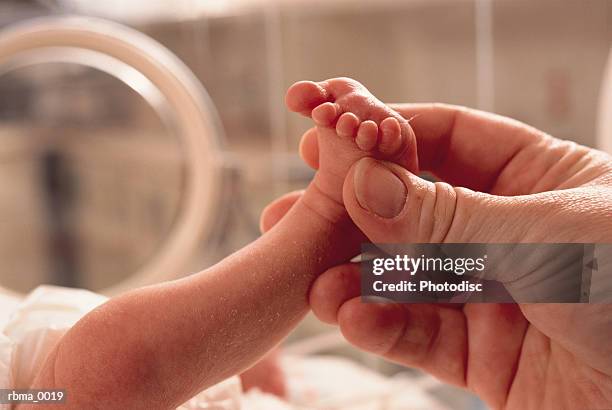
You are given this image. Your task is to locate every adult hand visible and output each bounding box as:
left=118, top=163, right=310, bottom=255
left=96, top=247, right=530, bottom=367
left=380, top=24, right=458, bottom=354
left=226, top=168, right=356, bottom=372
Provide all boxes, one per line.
left=261, top=104, right=612, bottom=409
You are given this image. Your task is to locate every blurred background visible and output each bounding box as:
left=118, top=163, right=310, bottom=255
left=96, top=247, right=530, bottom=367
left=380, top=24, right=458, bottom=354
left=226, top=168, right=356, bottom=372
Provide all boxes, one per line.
left=0, top=0, right=610, bottom=408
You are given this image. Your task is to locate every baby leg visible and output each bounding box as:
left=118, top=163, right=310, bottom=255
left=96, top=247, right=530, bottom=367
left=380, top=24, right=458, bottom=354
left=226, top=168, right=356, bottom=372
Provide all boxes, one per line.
left=26, top=77, right=418, bottom=410
left=26, top=198, right=361, bottom=409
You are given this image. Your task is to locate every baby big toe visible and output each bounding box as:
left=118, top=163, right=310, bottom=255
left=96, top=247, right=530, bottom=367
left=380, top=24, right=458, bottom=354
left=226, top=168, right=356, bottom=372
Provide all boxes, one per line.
left=285, top=81, right=329, bottom=116
left=356, top=120, right=379, bottom=151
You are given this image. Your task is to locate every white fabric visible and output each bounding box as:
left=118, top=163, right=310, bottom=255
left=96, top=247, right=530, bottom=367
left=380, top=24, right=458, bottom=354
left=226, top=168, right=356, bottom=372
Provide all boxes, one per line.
left=2, top=286, right=107, bottom=390
left=283, top=355, right=447, bottom=410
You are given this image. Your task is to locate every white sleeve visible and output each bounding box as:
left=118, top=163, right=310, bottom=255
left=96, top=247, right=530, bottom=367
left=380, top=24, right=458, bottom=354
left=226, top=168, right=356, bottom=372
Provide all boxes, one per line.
left=0, top=285, right=107, bottom=395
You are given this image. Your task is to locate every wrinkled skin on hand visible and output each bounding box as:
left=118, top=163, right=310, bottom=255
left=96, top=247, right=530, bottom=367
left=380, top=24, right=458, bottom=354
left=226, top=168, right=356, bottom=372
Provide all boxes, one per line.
left=261, top=103, right=612, bottom=410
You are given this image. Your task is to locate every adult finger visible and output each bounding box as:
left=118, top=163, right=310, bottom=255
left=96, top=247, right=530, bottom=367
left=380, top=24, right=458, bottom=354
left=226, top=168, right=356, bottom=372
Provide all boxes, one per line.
left=259, top=190, right=304, bottom=233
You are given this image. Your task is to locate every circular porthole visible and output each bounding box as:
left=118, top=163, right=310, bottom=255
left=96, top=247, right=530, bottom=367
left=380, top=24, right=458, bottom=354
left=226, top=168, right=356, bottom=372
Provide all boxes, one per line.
left=0, top=16, right=224, bottom=296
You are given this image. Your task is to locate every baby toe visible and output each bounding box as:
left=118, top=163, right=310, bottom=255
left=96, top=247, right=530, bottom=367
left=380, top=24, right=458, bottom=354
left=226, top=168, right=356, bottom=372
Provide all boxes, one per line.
left=312, top=102, right=340, bottom=127
left=378, top=117, right=403, bottom=156
left=285, top=81, right=329, bottom=116
left=336, top=112, right=360, bottom=138
left=356, top=120, right=378, bottom=151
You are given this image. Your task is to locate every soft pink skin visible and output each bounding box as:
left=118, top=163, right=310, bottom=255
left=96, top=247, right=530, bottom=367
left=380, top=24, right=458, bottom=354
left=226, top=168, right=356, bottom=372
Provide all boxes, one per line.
left=262, top=103, right=612, bottom=410
left=22, top=78, right=417, bottom=410
left=285, top=77, right=419, bottom=206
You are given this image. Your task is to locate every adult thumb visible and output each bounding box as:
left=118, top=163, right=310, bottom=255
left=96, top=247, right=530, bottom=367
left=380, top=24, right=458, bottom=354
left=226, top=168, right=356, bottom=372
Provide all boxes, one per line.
left=342, top=157, right=546, bottom=244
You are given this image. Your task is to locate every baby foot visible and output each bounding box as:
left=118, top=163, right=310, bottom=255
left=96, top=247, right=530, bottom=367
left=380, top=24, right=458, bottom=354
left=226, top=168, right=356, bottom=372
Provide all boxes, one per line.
left=285, top=77, right=418, bottom=206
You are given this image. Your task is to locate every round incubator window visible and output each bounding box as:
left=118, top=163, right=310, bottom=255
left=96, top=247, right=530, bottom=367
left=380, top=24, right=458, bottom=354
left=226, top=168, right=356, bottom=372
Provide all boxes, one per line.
left=0, top=17, right=223, bottom=296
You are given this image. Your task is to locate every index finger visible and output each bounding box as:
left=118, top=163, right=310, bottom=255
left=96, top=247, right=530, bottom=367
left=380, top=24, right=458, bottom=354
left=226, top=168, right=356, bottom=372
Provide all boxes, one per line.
left=388, top=103, right=548, bottom=193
